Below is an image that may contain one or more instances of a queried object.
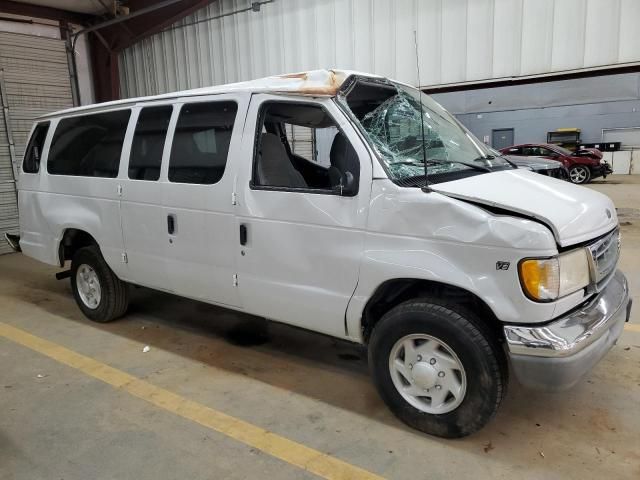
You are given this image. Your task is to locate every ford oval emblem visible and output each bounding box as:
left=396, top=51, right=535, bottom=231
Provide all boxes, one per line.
left=606, top=209, right=612, bottom=219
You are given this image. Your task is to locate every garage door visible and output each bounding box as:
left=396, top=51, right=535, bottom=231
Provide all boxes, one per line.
left=603, top=127, right=640, bottom=148
left=0, top=31, right=73, bottom=255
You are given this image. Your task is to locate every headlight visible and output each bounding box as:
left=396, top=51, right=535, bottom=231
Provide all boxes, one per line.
left=519, top=249, right=590, bottom=301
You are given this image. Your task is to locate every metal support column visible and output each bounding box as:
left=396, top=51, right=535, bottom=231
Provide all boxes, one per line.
left=0, top=69, right=17, bottom=185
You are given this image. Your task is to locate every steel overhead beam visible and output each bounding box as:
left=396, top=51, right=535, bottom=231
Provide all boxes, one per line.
left=124, top=0, right=215, bottom=47
left=72, top=0, right=183, bottom=46
left=0, top=0, right=92, bottom=25
left=69, top=0, right=183, bottom=104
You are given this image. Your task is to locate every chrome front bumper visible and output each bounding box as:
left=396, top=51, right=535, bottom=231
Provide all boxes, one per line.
left=504, top=270, right=631, bottom=390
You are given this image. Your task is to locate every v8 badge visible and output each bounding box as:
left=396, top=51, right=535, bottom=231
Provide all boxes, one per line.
left=496, top=261, right=510, bottom=271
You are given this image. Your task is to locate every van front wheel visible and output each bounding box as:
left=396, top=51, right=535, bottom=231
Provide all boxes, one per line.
left=368, top=299, right=507, bottom=438
left=71, top=246, right=129, bottom=322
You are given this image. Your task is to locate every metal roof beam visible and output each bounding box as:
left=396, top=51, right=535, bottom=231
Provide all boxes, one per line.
left=0, top=0, right=93, bottom=25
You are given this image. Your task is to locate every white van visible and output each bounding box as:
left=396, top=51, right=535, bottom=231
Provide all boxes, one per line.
left=11, top=70, right=630, bottom=438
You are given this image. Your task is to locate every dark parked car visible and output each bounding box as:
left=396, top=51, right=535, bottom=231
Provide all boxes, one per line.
left=499, top=143, right=612, bottom=184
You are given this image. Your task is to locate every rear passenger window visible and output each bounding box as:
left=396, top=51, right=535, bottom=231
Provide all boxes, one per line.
left=168, top=101, right=237, bottom=185
left=23, top=122, right=49, bottom=173
left=47, top=110, right=131, bottom=177
left=128, top=106, right=172, bottom=180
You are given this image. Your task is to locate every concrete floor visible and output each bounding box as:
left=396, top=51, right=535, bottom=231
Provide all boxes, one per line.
left=2, top=176, right=640, bottom=480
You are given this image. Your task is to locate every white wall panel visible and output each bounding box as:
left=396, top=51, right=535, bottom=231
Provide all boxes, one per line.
left=466, top=0, right=494, bottom=81
left=520, top=0, right=554, bottom=75
left=416, top=0, right=442, bottom=86
left=632, top=150, right=640, bottom=174
left=351, top=0, right=373, bottom=73
left=440, top=0, right=467, bottom=83
left=551, top=0, right=586, bottom=71
left=619, top=0, right=640, bottom=63
left=492, top=0, right=522, bottom=78
left=393, top=0, right=416, bottom=85
left=584, top=0, right=620, bottom=67
left=372, top=0, right=394, bottom=78
left=611, top=151, right=631, bottom=174
left=119, top=0, right=640, bottom=98
left=333, top=0, right=353, bottom=69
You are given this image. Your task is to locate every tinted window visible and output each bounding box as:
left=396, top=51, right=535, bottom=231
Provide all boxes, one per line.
left=538, top=147, right=555, bottom=156
left=168, top=101, right=237, bottom=185
left=48, top=110, right=131, bottom=177
left=524, top=146, right=554, bottom=157
left=254, top=102, right=359, bottom=195
left=23, top=122, right=49, bottom=173
left=129, top=106, right=172, bottom=180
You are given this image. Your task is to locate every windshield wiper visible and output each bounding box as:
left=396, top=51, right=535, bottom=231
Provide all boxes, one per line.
left=391, top=160, right=439, bottom=167
left=391, top=157, right=492, bottom=173
left=472, top=154, right=518, bottom=170
left=440, top=158, right=492, bottom=172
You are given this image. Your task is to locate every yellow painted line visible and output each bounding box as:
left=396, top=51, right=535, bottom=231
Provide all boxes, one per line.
left=625, top=323, right=640, bottom=333
left=0, top=322, right=383, bottom=480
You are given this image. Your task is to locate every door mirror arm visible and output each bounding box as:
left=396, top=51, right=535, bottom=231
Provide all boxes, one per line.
left=334, top=171, right=355, bottom=196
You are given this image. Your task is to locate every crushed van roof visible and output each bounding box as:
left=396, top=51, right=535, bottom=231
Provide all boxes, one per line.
left=40, top=69, right=383, bottom=120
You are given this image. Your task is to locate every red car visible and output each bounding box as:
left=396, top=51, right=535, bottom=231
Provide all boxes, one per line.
left=499, top=143, right=612, bottom=184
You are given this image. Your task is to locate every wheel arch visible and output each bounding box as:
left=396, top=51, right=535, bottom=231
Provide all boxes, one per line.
left=58, top=228, right=100, bottom=267
left=360, top=278, right=505, bottom=345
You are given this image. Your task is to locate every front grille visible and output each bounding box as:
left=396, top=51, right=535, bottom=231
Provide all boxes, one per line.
left=587, top=229, right=620, bottom=291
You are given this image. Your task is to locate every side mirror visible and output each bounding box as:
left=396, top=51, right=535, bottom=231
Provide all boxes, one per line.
left=334, top=171, right=356, bottom=196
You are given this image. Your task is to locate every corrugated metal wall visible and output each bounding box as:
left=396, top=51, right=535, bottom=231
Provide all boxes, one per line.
left=0, top=32, right=73, bottom=255
left=431, top=73, right=640, bottom=151
left=119, top=0, right=640, bottom=98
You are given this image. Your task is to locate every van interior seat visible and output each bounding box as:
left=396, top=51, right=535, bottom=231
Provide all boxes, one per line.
left=257, top=133, right=307, bottom=188
left=82, top=137, right=122, bottom=177
left=129, top=135, right=165, bottom=180
left=169, top=129, right=228, bottom=184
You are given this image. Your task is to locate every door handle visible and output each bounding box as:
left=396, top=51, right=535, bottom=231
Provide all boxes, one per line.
left=239, top=224, right=247, bottom=246
left=167, top=214, right=176, bottom=235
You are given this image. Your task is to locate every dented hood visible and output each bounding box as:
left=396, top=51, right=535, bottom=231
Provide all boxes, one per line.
left=431, top=169, right=617, bottom=247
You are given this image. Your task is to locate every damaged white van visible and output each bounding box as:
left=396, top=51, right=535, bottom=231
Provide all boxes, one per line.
left=11, top=70, right=631, bottom=437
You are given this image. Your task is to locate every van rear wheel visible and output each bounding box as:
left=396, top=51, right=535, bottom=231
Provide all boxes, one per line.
left=71, top=246, right=129, bottom=322
left=368, top=299, right=507, bottom=438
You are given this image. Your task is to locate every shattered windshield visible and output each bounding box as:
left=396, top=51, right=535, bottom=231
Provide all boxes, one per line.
left=340, top=80, right=513, bottom=186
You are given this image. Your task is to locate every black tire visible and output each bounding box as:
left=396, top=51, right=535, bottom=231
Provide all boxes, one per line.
left=369, top=299, right=507, bottom=438
left=70, top=246, right=129, bottom=322
left=569, top=165, right=591, bottom=184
